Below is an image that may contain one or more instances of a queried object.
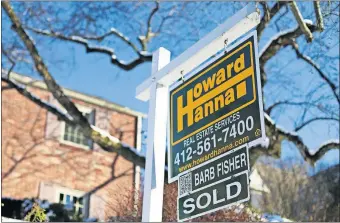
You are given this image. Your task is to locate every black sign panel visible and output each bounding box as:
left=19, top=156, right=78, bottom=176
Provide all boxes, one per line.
left=178, top=145, right=248, bottom=196
left=177, top=171, right=249, bottom=221
left=168, top=32, right=265, bottom=182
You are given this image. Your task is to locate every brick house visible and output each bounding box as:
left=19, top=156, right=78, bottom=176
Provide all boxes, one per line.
left=1, top=72, right=145, bottom=220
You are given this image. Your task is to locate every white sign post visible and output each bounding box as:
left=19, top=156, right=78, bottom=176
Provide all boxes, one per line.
left=136, top=3, right=260, bottom=222
left=141, top=48, right=171, bottom=222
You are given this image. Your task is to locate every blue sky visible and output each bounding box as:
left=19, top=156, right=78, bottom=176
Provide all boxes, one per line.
left=2, top=2, right=339, bottom=171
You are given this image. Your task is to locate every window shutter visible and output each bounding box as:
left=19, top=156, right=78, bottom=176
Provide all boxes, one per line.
left=39, top=182, right=57, bottom=202
left=45, top=96, right=64, bottom=140
left=89, top=194, right=105, bottom=221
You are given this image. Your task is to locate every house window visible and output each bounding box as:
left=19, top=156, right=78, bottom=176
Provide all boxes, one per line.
left=59, top=193, right=85, bottom=216
left=63, top=113, right=90, bottom=146
left=61, top=106, right=95, bottom=148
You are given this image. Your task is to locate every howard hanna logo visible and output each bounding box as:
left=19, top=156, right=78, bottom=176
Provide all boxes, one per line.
left=170, top=39, right=256, bottom=146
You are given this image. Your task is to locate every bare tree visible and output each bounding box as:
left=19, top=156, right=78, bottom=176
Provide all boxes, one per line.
left=1, top=1, right=339, bottom=183
left=257, top=161, right=339, bottom=221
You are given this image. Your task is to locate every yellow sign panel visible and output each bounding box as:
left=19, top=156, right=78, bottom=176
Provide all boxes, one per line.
left=171, top=41, right=255, bottom=145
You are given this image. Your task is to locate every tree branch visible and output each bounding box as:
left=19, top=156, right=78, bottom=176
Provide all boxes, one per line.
left=310, top=140, right=340, bottom=162
left=259, top=23, right=318, bottom=85
left=289, top=1, right=313, bottom=42
left=25, top=26, right=140, bottom=57
left=265, top=113, right=339, bottom=165
left=1, top=76, right=73, bottom=123
left=2, top=2, right=147, bottom=169
left=139, top=2, right=160, bottom=51
left=290, top=41, right=340, bottom=104
left=295, top=117, right=339, bottom=132
left=2, top=1, right=88, bottom=127
left=258, top=3, right=326, bottom=86
left=265, top=100, right=337, bottom=117
left=1, top=47, right=16, bottom=78
left=2, top=73, right=147, bottom=168
left=313, top=1, right=324, bottom=31
left=24, top=26, right=152, bottom=71
left=257, top=2, right=287, bottom=39
left=146, top=2, right=159, bottom=36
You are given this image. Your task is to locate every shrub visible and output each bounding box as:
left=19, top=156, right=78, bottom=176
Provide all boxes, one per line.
left=24, top=203, right=47, bottom=222
left=1, top=197, right=88, bottom=222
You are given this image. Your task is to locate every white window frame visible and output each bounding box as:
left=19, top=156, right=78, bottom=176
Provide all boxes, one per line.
left=55, top=186, right=89, bottom=218
left=59, top=104, right=95, bottom=150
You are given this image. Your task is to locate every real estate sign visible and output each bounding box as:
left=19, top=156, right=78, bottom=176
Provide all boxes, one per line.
left=168, top=31, right=265, bottom=182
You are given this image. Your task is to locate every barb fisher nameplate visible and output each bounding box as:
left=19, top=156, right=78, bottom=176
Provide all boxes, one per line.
left=178, top=145, right=249, bottom=197
left=168, top=31, right=265, bottom=182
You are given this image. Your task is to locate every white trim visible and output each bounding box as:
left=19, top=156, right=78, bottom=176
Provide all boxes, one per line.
left=55, top=187, right=85, bottom=202
left=4, top=70, right=146, bottom=118
left=136, top=3, right=260, bottom=101
left=135, top=116, right=143, bottom=152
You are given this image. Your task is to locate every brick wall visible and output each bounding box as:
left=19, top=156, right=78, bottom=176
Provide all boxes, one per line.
left=1, top=82, right=139, bottom=220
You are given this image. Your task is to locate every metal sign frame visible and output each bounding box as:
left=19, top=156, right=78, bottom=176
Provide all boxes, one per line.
left=168, top=30, right=266, bottom=183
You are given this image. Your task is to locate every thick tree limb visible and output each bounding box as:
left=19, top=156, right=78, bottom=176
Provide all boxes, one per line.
left=289, top=1, right=313, bottom=42
left=2, top=73, right=147, bottom=168
left=259, top=23, right=318, bottom=85
left=2, top=1, right=337, bottom=175
left=290, top=42, right=340, bottom=104
left=2, top=2, right=88, bottom=126
left=257, top=2, right=287, bottom=39
left=259, top=22, right=317, bottom=85
left=265, top=113, right=339, bottom=165
left=309, top=140, right=340, bottom=162
left=3, top=71, right=338, bottom=171
left=24, top=27, right=152, bottom=71
left=2, top=72, right=148, bottom=172
left=1, top=76, right=73, bottom=123
left=2, top=2, right=147, bottom=169
left=313, top=1, right=324, bottom=31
